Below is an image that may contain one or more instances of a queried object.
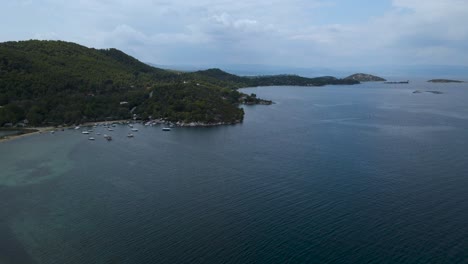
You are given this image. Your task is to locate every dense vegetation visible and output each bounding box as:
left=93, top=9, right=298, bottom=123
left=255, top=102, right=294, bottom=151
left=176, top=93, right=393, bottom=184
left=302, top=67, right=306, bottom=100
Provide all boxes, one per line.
left=192, top=68, right=359, bottom=87
left=137, top=83, right=244, bottom=123
left=0, top=40, right=358, bottom=127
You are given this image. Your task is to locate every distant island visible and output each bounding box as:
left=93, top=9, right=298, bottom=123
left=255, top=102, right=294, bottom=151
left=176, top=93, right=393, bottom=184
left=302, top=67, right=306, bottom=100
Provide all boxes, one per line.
left=0, top=40, right=359, bottom=128
left=344, top=73, right=386, bottom=82
left=428, top=79, right=464, bottom=83
left=413, top=90, right=444, bottom=94
left=384, top=80, right=409, bottom=84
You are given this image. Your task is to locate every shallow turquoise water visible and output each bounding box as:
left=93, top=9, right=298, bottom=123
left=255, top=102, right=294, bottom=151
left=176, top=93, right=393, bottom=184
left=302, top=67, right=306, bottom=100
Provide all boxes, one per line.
left=1, top=81, right=468, bottom=263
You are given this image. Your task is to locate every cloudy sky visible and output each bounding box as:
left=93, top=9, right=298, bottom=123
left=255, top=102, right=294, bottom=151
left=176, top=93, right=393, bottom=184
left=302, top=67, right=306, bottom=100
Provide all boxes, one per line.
left=1, top=0, right=467, bottom=69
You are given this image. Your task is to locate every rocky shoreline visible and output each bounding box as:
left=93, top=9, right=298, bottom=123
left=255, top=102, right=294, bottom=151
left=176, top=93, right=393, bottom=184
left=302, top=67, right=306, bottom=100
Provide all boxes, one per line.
left=0, top=119, right=243, bottom=142
left=175, top=120, right=242, bottom=127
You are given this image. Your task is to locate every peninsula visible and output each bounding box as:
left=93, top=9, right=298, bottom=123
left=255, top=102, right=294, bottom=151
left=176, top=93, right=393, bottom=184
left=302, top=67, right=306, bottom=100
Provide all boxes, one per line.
left=0, top=40, right=358, bottom=128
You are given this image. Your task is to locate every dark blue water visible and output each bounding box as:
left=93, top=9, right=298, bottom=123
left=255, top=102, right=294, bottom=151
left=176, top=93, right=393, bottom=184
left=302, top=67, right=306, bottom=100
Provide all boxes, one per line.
left=1, top=81, right=468, bottom=263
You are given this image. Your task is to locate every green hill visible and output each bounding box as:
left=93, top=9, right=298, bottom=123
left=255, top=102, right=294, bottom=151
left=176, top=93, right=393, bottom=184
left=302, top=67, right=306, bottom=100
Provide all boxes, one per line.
left=0, top=40, right=359, bottom=127
left=0, top=40, right=244, bottom=125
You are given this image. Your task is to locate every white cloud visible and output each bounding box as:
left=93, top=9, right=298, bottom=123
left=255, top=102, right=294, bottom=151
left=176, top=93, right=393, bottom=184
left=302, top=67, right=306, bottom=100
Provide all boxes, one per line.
left=1, top=0, right=468, bottom=67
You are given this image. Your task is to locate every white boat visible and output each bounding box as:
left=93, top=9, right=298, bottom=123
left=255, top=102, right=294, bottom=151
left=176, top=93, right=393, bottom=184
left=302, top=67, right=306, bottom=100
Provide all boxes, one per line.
left=127, top=133, right=134, bottom=138
left=162, top=127, right=171, bottom=131
left=82, top=131, right=90, bottom=134
left=50, top=130, right=55, bottom=134
left=131, top=128, right=138, bottom=132
left=88, top=137, right=95, bottom=140
left=74, top=126, right=80, bottom=130
left=108, top=128, right=114, bottom=131
left=96, top=132, right=101, bottom=135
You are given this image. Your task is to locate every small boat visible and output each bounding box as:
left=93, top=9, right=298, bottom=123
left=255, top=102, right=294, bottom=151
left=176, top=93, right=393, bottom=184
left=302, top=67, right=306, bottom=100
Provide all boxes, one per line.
left=96, top=132, right=101, bottom=135
left=50, top=130, right=55, bottom=134
left=127, top=133, right=134, bottom=138
left=162, top=127, right=171, bottom=131
left=74, top=126, right=80, bottom=130
left=131, top=128, right=138, bottom=132
left=88, top=137, right=95, bottom=140
left=104, top=134, right=112, bottom=141
left=108, top=128, right=114, bottom=131
left=82, top=131, right=90, bottom=134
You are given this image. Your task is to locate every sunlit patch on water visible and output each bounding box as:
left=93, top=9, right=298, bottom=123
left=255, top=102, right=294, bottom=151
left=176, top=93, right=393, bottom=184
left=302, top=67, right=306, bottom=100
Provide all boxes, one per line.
left=0, top=133, right=77, bottom=187
left=0, top=159, right=73, bottom=187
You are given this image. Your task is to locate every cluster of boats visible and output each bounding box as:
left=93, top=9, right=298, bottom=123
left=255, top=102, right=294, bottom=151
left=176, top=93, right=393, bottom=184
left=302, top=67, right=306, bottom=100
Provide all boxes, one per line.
left=75, top=121, right=171, bottom=141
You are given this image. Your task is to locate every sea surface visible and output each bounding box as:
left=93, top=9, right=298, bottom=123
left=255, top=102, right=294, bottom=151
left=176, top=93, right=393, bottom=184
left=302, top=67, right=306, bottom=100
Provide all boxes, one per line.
left=0, top=130, right=21, bottom=138
left=1, top=81, right=468, bottom=263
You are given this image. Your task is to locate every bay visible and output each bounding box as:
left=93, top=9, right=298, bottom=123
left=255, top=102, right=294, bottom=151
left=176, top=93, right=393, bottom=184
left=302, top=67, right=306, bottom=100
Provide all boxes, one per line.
left=1, top=80, right=468, bottom=263
left=0, top=130, right=22, bottom=138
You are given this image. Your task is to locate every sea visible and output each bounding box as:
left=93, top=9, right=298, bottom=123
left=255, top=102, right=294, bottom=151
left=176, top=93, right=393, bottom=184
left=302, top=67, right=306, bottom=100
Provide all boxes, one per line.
left=1, top=80, right=468, bottom=263
left=0, top=130, right=21, bottom=138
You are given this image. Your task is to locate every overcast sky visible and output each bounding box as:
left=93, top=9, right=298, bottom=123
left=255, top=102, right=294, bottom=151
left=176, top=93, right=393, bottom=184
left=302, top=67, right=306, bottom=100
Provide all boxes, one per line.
left=1, top=0, right=467, bottom=68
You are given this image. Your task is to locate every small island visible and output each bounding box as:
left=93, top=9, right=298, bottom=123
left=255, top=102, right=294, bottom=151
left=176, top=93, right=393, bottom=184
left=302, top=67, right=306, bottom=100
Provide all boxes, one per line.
left=428, top=79, right=464, bottom=83
left=384, top=80, right=409, bottom=84
left=412, top=90, right=444, bottom=94
left=344, top=73, right=386, bottom=82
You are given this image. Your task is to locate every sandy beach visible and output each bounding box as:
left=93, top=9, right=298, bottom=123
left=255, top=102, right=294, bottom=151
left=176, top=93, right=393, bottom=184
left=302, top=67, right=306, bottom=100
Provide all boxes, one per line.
left=0, top=119, right=135, bottom=144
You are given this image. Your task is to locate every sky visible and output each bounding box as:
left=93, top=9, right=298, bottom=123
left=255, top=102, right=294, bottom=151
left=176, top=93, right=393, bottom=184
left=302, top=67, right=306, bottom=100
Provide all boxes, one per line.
left=1, top=0, right=468, bottom=70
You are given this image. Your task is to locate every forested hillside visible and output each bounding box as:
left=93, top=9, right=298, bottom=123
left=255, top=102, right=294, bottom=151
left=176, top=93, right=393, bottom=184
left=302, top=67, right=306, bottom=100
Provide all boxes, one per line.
left=0, top=40, right=358, bottom=126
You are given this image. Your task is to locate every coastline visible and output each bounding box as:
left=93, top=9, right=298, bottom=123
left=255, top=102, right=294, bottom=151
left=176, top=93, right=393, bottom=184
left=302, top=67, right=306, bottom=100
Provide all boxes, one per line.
left=0, top=118, right=242, bottom=143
